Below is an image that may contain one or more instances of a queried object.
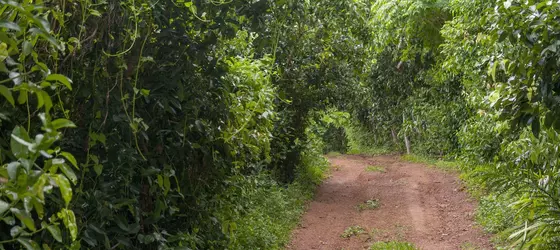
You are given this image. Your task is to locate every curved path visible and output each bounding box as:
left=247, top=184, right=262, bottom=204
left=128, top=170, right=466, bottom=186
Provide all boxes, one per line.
left=288, top=154, right=493, bottom=250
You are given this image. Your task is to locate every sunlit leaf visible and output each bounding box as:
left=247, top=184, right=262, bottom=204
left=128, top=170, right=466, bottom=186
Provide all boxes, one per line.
left=59, top=209, right=78, bottom=240
left=51, top=118, right=76, bottom=130
left=47, top=224, right=63, bottom=242
left=59, top=163, right=77, bottom=184
left=0, top=21, right=21, bottom=31
left=60, top=152, right=78, bottom=169
left=45, top=74, right=72, bottom=90
left=10, top=126, right=31, bottom=158
left=55, top=175, right=72, bottom=206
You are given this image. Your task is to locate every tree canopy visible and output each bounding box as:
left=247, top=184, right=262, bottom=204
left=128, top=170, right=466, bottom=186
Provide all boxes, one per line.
left=2, top=0, right=560, bottom=249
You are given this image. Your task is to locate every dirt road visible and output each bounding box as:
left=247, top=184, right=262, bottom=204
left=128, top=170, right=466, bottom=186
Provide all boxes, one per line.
left=287, top=154, right=493, bottom=250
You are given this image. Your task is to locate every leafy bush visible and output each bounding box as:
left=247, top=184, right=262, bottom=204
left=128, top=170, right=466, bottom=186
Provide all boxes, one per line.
left=0, top=2, right=80, bottom=248
left=406, top=100, right=467, bottom=156
left=483, top=128, right=560, bottom=248
left=476, top=193, right=516, bottom=235
left=345, top=120, right=393, bottom=155
left=217, top=173, right=321, bottom=249
left=457, top=117, right=501, bottom=164
left=0, top=0, right=374, bottom=248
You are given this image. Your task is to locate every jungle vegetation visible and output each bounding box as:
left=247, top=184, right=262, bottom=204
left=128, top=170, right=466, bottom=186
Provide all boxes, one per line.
left=1, top=0, right=560, bottom=249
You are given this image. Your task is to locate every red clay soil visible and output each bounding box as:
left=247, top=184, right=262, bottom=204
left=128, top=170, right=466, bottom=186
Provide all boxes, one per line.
left=287, top=154, right=493, bottom=250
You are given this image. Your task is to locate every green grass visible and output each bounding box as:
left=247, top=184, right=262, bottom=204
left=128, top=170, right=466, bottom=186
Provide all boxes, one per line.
left=326, top=151, right=343, bottom=157
left=347, top=147, right=392, bottom=156
left=221, top=150, right=330, bottom=249
left=356, top=199, right=380, bottom=211
left=401, top=154, right=459, bottom=171
left=365, top=165, right=386, bottom=173
left=460, top=242, right=480, bottom=250
left=370, top=241, right=417, bottom=250
left=341, top=225, right=366, bottom=238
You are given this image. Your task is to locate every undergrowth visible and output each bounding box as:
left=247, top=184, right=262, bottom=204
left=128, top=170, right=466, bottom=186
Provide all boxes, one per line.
left=222, top=177, right=313, bottom=248
left=326, top=151, right=343, bottom=157
left=218, top=149, right=330, bottom=249
left=401, top=154, right=459, bottom=171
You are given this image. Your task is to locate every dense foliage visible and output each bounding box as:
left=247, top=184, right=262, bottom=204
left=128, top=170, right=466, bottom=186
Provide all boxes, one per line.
left=0, top=0, right=370, bottom=249
left=3, top=0, right=560, bottom=249
left=346, top=0, right=560, bottom=248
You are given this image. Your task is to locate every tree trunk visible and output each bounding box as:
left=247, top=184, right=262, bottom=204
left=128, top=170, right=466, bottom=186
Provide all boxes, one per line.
left=391, top=129, right=398, bottom=145
left=404, top=134, right=411, bottom=154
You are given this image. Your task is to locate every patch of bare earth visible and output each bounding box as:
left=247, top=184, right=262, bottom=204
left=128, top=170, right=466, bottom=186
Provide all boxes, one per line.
left=287, top=155, right=493, bottom=250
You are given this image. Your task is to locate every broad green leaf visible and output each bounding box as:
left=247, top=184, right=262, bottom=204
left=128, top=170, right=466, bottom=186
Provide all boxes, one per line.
left=94, top=164, right=103, bottom=176
left=10, top=126, right=32, bottom=158
left=55, top=175, right=72, bottom=206
left=0, top=61, right=8, bottom=73
left=97, top=133, right=106, bottom=145
left=36, top=90, right=44, bottom=109
left=11, top=208, right=36, bottom=231
left=59, top=163, right=77, bottom=184
left=0, top=21, right=21, bottom=31
left=17, top=238, right=40, bottom=250
left=164, top=176, right=171, bottom=196
left=31, top=198, right=44, bottom=219
left=51, top=118, right=76, bottom=130
left=22, top=41, right=32, bottom=56
left=90, top=154, right=99, bottom=164
left=0, top=85, right=14, bottom=107
left=17, top=89, right=27, bottom=103
left=32, top=174, right=48, bottom=201
left=60, top=152, right=78, bottom=169
left=488, top=90, right=500, bottom=108
left=157, top=175, right=163, bottom=189
left=0, top=200, right=9, bottom=214
left=42, top=91, right=52, bottom=112
left=141, top=89, right=150, bottom=96
left=45, top=74, right=72, bottom=90
left=47, top=224, right=63, bottom=242
left=0, top=42, right=7, bottom=61
left=59, top=208, right=78, bottom=240
left=7, top=162, right=20, bottom=180
left=89, top=9, right=102, bottom=17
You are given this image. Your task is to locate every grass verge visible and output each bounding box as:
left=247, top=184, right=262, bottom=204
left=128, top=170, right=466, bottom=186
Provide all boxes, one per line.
left=217, top=151, right=330, bottom=249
